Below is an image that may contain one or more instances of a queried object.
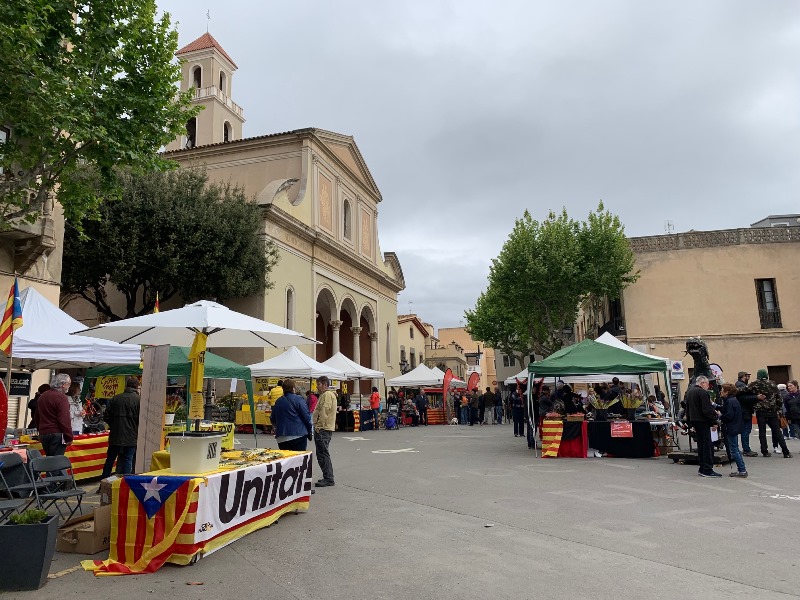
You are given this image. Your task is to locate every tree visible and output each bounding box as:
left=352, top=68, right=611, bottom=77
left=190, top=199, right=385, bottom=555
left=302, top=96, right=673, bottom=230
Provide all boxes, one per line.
left=62, top=168, right=279, bottom=320
left=0, top=0, right=198, bottom=229
left=465, top=203, right=638, bottom=361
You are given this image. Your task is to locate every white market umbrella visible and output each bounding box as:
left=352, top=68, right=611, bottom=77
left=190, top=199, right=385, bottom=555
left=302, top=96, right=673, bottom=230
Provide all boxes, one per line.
left=248, top=346, right=345, bottom=379
left=386, top=363, right=441, bottom=387
left=322, top=352, right=384, bottom=379
left=0, top=287, right=142, bottom=370
left=429, top=366, right=465, bottom=387
left=73, top=300, right=317, bottom=348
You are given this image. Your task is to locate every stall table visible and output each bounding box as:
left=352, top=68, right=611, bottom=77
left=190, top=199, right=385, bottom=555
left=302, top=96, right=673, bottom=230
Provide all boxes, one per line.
left=235, top=408, right=271, bottom=430
left=83, top=450, right=312, bottom=576
left=588, top=421, right=655, bottom=458
left=29, top=432, right=110, bottom=480
left=541, top=419, right=588, bottom=458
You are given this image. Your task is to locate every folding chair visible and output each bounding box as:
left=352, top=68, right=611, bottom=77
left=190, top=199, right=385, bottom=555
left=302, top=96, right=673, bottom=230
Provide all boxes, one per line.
left=0, top=452, right=44, bottom=509
left=0, top=457, right=27, bottom=522
left=29, top=455, right=85, bottom=523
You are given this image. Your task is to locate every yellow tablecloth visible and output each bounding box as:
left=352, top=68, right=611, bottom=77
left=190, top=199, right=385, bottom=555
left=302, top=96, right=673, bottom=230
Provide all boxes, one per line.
left=235, top=409, right=271, bottom=427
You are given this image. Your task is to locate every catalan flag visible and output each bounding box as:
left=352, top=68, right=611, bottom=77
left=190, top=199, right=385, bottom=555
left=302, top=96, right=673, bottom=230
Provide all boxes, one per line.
left=0, top=277, right=23, bottom=356
left=83, top=475, right=199, bottom=576
left=541, top=419, right=564, bottom=458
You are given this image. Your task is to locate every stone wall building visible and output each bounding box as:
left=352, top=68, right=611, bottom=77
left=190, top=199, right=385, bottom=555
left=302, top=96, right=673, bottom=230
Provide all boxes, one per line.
left=577, top=223, right=800, bottom=385
left=438, top=327, right=497, bottom=391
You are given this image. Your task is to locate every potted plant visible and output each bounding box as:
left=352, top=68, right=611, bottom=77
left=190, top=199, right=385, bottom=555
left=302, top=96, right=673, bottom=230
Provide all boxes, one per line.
left=589, top=396, right=616, bottom=421
left=165, top=397, right=182, bottom=425
left=621, top=395, right=644, bottom=421
left=0, top=509, right=58, bottom=591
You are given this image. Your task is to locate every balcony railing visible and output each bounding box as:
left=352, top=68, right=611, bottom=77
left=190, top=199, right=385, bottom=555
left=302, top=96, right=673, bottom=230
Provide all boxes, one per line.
left=759, top=308, right=783, bottom=329
left=194, top=86, right=243, bottom=118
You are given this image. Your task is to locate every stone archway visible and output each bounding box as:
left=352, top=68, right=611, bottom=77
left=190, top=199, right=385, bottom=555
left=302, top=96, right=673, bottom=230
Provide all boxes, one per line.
left=359, top=303, right=378, bottom=391
left=315, top=287, right=337, bottom=362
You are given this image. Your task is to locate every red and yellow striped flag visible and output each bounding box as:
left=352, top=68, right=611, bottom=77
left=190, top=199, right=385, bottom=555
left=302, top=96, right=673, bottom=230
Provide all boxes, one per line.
left=541, top=419, right=564, bottom=458
left=83, top=476, right=201, bottom=576
left=0, top=277, right=23, bottom=356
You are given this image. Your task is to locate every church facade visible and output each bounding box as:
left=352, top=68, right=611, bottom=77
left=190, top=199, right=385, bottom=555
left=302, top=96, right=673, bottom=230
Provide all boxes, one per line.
left=161, top=34, right=406, bottom=392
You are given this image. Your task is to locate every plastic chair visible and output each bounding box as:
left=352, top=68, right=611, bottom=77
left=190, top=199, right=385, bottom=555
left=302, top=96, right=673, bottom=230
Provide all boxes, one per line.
left=0, top=457, right=28, bottom=522
left=29, top=455, right=85, bottom=522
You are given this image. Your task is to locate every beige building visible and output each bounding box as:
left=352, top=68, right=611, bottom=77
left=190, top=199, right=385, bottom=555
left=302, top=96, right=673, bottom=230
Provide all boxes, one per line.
left=0, top=191, right=65, bottom=427
left=438, top=327, right=497, bottom=391
left=396, top=314, right=428, bottom=374
left=65, top=33, right=406, bottom=398
left=578, top=224, right=800, bottom=385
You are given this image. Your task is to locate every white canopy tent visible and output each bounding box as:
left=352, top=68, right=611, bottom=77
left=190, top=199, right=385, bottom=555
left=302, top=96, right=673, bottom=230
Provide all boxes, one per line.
left=248, top=346, right=345, bottom=379
left=429, top=366, right=466, bottom=387
left=321, top=352, right=384, bottom=379
left=0, top=287, right=142, bottom=371
left=386, top=363, right=442, bottom=387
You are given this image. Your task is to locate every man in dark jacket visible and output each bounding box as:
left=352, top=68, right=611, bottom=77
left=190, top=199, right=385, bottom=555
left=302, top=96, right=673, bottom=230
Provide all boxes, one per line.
left=102, top=377, right=140, bottom=477
left=483, top=387, right=495, bottom=424
left=271, top=379, right=313, bottom=451
left=735, top=371, right=757, bottom=457
left=685, top=375, right=721, bottom=477
left=414, top=390, right=429, bottom=426
left=34, top=374, right=73, bottom=456
left=719, top=383, right=747, bottom=477
left=750, top=369, right=791, bottom=458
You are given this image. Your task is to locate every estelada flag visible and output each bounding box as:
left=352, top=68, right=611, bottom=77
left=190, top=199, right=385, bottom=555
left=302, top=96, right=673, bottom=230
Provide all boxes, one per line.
left=83, top=475, right=198, bottom=576
left=0, top=277, right=23, bottom=356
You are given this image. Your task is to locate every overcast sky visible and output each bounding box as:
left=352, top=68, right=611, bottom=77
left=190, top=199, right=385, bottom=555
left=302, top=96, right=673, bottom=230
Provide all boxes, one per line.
left=157, top=1, right=800, bottom=331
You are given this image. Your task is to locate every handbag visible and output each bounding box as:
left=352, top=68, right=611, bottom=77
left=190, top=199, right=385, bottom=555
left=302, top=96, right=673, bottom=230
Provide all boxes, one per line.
left=779, top=415, right=789, bottom=429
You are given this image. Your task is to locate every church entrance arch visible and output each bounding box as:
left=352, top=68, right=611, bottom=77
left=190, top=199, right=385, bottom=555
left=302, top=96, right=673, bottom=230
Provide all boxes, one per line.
left=315, top=287, right=336, bottom=362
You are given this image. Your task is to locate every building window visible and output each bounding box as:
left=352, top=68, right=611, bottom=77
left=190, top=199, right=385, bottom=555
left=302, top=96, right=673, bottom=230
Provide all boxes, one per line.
left=385, top=324, right=391, bottom=364
left=286, top=288, right=294, bottom=330
left=219, top=70, right=226, bottom=93
left=755, top=278, right=782, bottom=329
left=343, top=199, right=352, bottom=240
left=223, top=121, right=231, bottom=143
left=502, top=355, right=514, bottom=368
left=185, top=118, right=197, bottom=149
left=410, top=349, right=416, bottom=368
left=400, top=346, right=406, bottom=364
left=192, top=66, right=202, bottom=88
left=409, top=326, right=414, bottom=339
left=419, top=354, right=423, bottom=365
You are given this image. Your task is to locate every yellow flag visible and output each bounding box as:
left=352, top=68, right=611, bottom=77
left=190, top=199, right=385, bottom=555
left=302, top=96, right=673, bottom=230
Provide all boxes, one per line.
left=188, top=332, right=207, bottom=394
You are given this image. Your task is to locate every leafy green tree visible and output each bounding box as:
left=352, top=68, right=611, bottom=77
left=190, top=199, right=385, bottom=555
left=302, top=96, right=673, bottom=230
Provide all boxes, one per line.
left=465, top=203, right=638, bottom=361
left=62, top=168, right=279, bottom=319
left=0, top=0, right=198, bottom=228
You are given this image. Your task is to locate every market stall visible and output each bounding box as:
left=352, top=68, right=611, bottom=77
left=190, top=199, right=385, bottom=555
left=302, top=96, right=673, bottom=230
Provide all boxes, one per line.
left=529, top=339, right=671, bottom=459
left=83, top=449, right=312, bottom=576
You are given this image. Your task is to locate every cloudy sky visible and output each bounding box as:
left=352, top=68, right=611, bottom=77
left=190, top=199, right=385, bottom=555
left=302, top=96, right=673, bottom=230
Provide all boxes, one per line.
left=157, top=1, right=800, bottom=330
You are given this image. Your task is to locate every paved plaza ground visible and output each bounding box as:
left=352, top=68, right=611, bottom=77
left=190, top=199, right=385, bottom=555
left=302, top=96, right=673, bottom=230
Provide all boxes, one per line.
left=15, top=424, right=800, bottom=599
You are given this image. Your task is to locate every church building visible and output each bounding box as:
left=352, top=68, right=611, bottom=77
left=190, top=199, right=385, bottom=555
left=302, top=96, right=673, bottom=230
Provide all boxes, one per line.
left=162, top=33, right=406, bottom=392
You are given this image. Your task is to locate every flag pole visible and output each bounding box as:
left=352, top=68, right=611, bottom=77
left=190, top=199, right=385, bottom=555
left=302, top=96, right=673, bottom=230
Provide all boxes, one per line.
left=2, top=336, right=12, bottom=434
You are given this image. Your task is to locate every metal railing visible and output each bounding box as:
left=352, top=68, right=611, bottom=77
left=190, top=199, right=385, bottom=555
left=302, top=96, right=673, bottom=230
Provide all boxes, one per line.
left=194, top=86, right=243, bottom=117
left=759, top=308, right=782, bottom=329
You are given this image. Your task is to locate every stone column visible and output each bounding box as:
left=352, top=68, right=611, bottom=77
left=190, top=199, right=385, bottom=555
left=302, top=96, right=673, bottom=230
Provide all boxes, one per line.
left=369, top=332, right=379, bottom=392
left=351, top=326, right=362, bottom=400
left=330, top=320, right=342, bottom=356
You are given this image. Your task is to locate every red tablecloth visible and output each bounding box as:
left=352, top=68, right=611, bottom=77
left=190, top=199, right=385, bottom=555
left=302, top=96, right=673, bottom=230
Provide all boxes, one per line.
left=558, top=421, right=588, bottom=458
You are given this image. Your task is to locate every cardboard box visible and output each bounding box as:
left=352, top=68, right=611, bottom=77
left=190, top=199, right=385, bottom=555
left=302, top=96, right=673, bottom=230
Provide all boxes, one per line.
left=56, top=504, right=112, bottom=555
left=98, top=476, right=119, bottom=506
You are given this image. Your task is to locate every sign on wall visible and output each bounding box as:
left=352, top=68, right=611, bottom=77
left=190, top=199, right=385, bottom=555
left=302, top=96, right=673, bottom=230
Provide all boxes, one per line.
left=670, top=361, right=685, bottom=380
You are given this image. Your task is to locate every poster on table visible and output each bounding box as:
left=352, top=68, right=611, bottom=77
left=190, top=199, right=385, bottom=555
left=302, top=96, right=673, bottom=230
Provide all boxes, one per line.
left=194, top=453, right=313, bottom=547
left=610, top=421, right=633, bottom=438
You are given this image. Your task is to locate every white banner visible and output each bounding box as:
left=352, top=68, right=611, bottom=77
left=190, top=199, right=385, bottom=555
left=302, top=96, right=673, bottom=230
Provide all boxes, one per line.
left=195, top=452, right=313, bottom=543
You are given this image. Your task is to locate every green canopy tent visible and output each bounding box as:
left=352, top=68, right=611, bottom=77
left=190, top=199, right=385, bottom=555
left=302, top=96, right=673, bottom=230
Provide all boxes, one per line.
left=85, top=346, right=257, bottom=442
left=527, top=339, right=673, bottom=417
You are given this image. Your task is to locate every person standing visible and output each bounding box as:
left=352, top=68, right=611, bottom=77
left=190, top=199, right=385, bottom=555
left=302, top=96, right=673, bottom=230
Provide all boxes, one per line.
left=460, top=393, right=469, bottom=425
left=494, top=387, right=503, bottom=424
left=34, top=374, right=73, bottom=456
left=511, top=388, right=525, bottom=437
left=27, top=383, right=50, bottom=429
left=483, top=387, right=495, bottom=424
left=452, top=391, right=460, bottom=424
left=735, top=371, right=758, bottom=457
left=786, top=380, right=800, bottom=441
left=719, top=383, right=747, bottom=478
left=312, top=376, right=337, bottom=487
left=414, top=390, right=428, bottom=426
left=369, top=387, right=381, bottom=430
left=478, top=388, right=487, bottom=425
left=685, top=376, right=722, bottom=477
left=102, top=377, right=141, bottom=477
left=67, top=381, right=84, bottom=435
left=306, top=389, right=318, bottom=414
left=469, top=388, right=480, bottom=425
left=272, top=379, right=313, bottom=451
left=751, top=369, right=791, bottom=458
left=268, top=380, right=284, bottom=406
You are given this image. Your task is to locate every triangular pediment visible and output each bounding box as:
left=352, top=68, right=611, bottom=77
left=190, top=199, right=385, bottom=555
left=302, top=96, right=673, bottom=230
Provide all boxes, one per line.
left=313, top=130, right=382, bottom=202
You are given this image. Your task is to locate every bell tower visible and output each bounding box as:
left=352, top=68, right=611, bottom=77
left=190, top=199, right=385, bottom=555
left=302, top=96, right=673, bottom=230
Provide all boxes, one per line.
left=165, top=32, right=245, bottom=151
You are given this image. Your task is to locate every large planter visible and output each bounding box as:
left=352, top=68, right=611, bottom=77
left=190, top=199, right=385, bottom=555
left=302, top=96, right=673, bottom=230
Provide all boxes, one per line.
left=0, top=515, right=58, bottom=591
left=625, top=408, right=637, bottom=421
left=594, top=409, right=608, bottom=422
left=164, top=413, right=176, bottom=425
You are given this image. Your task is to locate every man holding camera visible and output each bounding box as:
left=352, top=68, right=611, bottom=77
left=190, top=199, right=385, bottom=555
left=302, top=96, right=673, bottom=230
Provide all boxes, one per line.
left=686, top=375, right=722, bottom=478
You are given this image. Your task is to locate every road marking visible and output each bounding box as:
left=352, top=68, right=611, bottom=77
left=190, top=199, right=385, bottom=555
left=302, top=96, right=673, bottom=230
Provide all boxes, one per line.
left=48, top=565, right=81, bottom=579
left=371, top=448, right=419, bottom=454
left=342, top=436, right=371, bottom=441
